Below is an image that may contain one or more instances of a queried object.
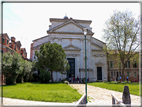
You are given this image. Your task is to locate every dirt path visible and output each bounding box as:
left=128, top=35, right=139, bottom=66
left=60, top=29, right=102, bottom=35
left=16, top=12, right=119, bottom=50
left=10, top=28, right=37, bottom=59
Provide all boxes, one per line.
left=69, top=84, right=140, bottom=105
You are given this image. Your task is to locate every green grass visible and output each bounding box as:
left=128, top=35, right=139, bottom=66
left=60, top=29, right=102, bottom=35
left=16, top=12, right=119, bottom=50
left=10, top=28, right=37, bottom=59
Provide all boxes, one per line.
left=88, top=82, right=140, bottom=96
left=3, top=82, right=82, bottom=103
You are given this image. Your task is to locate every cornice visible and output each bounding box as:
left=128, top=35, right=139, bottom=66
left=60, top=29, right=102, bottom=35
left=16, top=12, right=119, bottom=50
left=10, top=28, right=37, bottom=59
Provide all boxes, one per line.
left=47, top=31, right=94, bottom=36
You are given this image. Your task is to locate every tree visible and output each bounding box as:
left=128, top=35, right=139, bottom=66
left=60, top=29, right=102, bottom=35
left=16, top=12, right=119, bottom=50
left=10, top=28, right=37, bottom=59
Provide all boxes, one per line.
left=34, top=43, right=70, bottom=83
left=103, top=10, right=140, bottom=81
left=22, top=60, right=32, bottom=82
left=3, top=52, right=23, bottom=84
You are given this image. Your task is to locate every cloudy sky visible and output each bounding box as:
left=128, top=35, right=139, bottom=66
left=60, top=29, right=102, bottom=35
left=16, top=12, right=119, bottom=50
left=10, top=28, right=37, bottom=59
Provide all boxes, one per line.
left=3, top=3, right=140, bottom=59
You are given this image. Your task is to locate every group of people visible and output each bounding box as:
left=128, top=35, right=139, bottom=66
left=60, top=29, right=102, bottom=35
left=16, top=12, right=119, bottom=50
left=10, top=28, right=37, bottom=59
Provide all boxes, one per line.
left=112, top=76, right=129, bottom=82
left=68, top=76, right=89, bottom=83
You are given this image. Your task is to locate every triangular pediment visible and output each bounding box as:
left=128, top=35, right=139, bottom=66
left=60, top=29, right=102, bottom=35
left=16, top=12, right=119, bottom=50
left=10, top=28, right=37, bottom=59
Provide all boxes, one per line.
left=63, top=44, right=81, bottom=51
left=55, top=22, right=83, bottom=32
left=47, top=20, right=94, bottom=35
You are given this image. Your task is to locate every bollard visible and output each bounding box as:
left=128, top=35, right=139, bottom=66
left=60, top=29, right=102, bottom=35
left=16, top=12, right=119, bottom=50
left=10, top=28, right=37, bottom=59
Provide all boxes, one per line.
left=122, top=86, right=131, bottom=106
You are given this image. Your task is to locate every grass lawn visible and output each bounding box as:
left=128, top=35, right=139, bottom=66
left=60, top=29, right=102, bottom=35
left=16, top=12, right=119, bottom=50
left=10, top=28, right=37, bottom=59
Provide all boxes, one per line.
left=88, top=82, right=140, bottom=96
left=3, top=82, right=82, bottom=103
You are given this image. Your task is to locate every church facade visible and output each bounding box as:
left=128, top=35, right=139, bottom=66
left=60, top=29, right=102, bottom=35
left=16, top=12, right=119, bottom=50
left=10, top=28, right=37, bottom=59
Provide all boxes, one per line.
left=30, top=16, right=107, bottom=82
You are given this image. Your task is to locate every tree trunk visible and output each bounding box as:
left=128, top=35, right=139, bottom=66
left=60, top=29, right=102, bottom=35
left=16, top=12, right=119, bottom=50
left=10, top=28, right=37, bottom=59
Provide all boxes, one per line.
left=122, top=67, right=125, bottom=82
left=51, top=70, right=53, bottom=83
left=107, top=60, right=110, bottom=82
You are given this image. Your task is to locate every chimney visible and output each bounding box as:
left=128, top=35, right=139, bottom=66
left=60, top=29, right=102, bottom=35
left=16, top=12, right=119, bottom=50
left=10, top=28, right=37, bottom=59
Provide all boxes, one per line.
left=11, top=37, right=16, bottom=42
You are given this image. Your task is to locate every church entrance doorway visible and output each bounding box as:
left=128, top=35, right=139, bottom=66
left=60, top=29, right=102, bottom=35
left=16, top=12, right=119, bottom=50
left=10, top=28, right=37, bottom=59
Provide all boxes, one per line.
left=97, top=67, right=102, bottom=80
left=67, top=58, right=75, bottom=78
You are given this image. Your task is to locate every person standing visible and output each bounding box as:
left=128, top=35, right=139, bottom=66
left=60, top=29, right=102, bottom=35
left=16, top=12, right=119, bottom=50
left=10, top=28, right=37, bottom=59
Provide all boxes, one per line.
left=127, top=76, right=129, bottom=83
left=77, top=76, right=79, bottom=83
left=73, top=77, right=75, bottom=83
left=120, top=76, right=121, bottom=82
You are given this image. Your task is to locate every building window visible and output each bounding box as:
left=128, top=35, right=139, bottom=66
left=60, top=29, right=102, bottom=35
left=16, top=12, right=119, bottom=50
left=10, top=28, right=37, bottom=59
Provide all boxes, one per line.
left=110, top=61, right=113, bottom=68
left=133, top=61, right=137, bottom=68
left=126, top=61, right=130, bottom=68
left=7, top=40, right=9, bottom=44
left=134, top=72, right=136, bottom=77
left=111, top=72, right=113, bottom=78
left=127, top=71, right=129, bottom=77
left=2, top=38, right=5, bottom=43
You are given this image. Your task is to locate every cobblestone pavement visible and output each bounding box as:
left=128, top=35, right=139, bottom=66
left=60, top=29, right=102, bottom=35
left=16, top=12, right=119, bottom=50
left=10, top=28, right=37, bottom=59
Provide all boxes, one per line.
left=69, top=84, right=141, bottom=106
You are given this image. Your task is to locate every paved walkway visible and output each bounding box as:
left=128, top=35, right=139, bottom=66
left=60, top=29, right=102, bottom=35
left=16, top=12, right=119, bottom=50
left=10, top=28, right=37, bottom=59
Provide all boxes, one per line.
left=2, top=97, right=76, bottom=106
left=69, top=84, right=141, bottom=106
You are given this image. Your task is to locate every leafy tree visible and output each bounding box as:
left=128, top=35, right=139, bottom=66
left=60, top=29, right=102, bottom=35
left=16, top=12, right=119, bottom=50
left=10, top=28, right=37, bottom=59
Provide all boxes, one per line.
left=103, top=10, right=140, bottom=81
left=34, top=43, right=70, bottom=83
left=3, top=52, right=23, bottom=85
left=22, top=60, right=32, bottom=82
left=28, top=60, right=38, bottom=82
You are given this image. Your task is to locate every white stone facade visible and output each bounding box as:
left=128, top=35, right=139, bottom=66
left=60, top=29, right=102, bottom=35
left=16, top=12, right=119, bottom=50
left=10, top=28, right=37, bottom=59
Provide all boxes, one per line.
left=31, top=17, right=107, bottom=82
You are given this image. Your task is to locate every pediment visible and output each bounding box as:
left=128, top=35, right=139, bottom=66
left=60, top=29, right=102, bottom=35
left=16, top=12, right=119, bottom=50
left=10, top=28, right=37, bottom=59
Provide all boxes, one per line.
left=47, top=20, right=94, bottom=35
left=95, top=62, right=104, bottom=67
left=63, top=44, right=81, bottom=51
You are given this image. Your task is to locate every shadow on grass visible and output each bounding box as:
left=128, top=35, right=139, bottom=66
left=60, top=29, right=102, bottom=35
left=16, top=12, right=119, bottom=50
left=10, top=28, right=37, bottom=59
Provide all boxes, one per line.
left=2, top=84, right=16, bottom=87
left=29, top=82, right=64, bottom=85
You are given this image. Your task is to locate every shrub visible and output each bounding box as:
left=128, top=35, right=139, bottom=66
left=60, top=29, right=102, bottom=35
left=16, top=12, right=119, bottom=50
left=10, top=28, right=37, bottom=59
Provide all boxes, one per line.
left=62, top=78, right=67, bottom=82
left=103, top=79, right=106, bottom=83
left=39, top=70, right=50, bottom=83
left=5, top=74, right=18, bottom=85
left=23, top=73, right=30, bottom=82
left=16, top=74, right=23, bottom=83
left=63, top=81, right=69, bottom=84
left=32, top=72, right=39, bottom=82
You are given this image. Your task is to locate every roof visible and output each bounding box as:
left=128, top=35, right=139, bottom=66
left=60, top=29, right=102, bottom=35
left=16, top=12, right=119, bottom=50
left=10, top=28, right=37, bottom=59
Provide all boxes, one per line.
left=20, top=48, right=26, bottom=51
left=1, top=33, right=10, bottom=40
left=32, top=35, right=49, bottom=42
left=16, top=41, right=22, bottom=46
left=47, top=19, right=94, bottom=35
left=50, top=18, right=92, bottom=24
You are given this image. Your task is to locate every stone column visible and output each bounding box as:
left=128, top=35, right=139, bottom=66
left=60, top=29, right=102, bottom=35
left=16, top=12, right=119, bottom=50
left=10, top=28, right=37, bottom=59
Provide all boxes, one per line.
left=51, top=37, right=54, bottom=43
left=58, top=37, right=62, bottom=45
left=88, top=39, right=91, bottom=69
left=80, top=38, right=84, bottom=68
left=76, top=55, right=80, bottom=78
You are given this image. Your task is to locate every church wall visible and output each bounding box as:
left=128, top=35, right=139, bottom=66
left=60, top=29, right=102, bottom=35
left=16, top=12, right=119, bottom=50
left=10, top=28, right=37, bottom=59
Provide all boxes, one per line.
left=31, top=17, right=108, bottom=82
left=33, top=36, right=49, bottom=47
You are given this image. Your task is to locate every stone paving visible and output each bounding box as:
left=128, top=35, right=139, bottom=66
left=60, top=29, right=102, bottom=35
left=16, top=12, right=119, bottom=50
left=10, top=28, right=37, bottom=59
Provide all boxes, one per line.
left=2, top=97, right=76, bottom=106
left=69, top=84, right=141, bottom=106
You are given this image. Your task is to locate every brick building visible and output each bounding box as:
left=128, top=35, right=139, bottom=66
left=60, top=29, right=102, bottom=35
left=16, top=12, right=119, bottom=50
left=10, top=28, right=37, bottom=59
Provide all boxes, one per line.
left=0, top=33, right=30, bottom=85
left=108, top=53, right=139, bottom=81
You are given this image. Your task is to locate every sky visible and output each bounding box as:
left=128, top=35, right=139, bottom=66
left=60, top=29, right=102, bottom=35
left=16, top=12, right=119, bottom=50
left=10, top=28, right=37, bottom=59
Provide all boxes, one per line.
left=3, top=3, right=140, bottom=59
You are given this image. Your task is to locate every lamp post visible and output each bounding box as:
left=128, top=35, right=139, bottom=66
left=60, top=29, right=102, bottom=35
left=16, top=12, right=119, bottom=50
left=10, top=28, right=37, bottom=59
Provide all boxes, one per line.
left=83, top=28, right=88, bottom=103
